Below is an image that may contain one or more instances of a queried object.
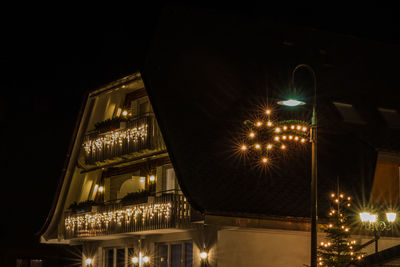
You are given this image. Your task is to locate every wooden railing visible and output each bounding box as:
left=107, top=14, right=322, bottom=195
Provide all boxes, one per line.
left=83, top=114, right=165, bottom=164
left=64, top=194, right=195, bottom=239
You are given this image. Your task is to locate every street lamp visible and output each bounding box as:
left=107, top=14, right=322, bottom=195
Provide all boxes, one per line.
left=359, top=210, right=398, bottom=253
left=278, top=64, right=317, bottom=267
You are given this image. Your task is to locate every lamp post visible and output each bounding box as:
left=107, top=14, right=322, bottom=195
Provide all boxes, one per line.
left=278, top=64, right=317, bottom=267
left=359, top=211, right=397, bottom=253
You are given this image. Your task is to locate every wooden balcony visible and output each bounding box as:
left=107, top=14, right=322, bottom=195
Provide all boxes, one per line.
left=64, top=194, right=199, bottom=239
left=83, top=114, right=165, bottom=165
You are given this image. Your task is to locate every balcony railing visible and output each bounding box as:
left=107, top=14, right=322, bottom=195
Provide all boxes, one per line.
left=83, top=114, right=165, bottom=164
left=64, top=193, right=195, bottom=239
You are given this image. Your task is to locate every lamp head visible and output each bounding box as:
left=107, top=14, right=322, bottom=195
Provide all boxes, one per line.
left=277, top=99, right=306, bottom=107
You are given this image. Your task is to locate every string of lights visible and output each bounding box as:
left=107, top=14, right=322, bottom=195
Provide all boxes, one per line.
left=240, top=108, right=310, bottom=164
left=65, top=202, right=171, bottom=237
left=83, top=124, right=148, bottom=155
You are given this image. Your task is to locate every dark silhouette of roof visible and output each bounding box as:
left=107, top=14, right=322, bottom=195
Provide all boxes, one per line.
left=143, top=5, right=400, bottom=218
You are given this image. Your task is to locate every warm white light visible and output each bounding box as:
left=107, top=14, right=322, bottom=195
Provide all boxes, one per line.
left=275, top=128, right=281, bottom=133
left=149, top=175, right=156, bottom=182
left=262, top=157, right=268, bottom=163
left=386, top=212, right=397, bottom=223
left=288, top=135, right=293, bottom=140
left=360, top=212, right=372, bottom=222
left=294, top=136, right=299, bottom=141
left=302, top=127, right=307, bottom=131
left=255, top=144, right=261, bottom=149
left=274, top=136, right=279, bottom=141
left=199, top=252, right=208, bottom=260
left=266, top=144, right=272, bottom=150
left=143, top=256, right=149, bottom=263
left=282, top=135, right=287, bottom=140
left=249, top=132, right=255, bottom=138
left=283, top=126, right=287, bottom=130
left=267, top=121, right=272, bottom=127
left=256, top=121, right=262, bottom=127
left=281, top=144, right=286, bottom=149
left=301, top=138, right=306, bottom=143
left=291, top=125, right=295, bottom=129
left=266, top=109, right=271, bottom=115
left=297, top=125, right=301, bottom=130
left=241, top=145, right=247, bottom=151
left=369, top=214, right=377, bottom=223
left=98, top=186, right=104, bottom=192
left=85, top=258, right=92, bottom=265
left=122, top=110, right=128, bottom=116
left=140, top=177, right=146, bottom=183
left=132, top=257, right=139, bottom=264
left=94, top=184, right=98, bottom=192
left=277, top=99, right=306, bottom=106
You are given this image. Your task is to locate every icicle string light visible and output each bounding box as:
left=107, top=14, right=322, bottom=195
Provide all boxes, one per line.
left=83, top=124, right=148, bottom=155
left=65, top=202, right=171, bottom=237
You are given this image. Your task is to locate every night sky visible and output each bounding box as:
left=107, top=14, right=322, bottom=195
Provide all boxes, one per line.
left=1, top=1, right=399, bottom=258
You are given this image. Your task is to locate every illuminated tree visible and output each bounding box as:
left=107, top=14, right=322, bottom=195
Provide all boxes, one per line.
left=318, top=192, right=364, bottom=266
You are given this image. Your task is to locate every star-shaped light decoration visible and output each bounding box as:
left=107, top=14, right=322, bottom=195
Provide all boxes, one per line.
left=240, top=108, right=310, bottom=165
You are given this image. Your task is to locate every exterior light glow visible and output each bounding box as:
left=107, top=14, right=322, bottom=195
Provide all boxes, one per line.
left=199, top=252, right=208, bottom=260
left=241, top=145, right=247, bottom=151
left=294, top=136, right=299, bottom=141
left=249, top=132, right=255, bottom=138
left=262, top=157, right=268, bottom=163
left=281, top=144, right=286, bottom=149
left=288, top=135, right=293, bottom=140
left=122, top=110, right=128, bottom=116
left=132, top=257, right=139, bottom=264
left=143, top=256, right=149, bottom=263
left=98, top=186, right=104, bottom=192
left=386, top=212, right=397, bottom=223
left=266, top=109, right=271, bottom=115
left=297, top=125, right=301, bottom=130
left=291, top=125, right=295, bottom=129
left=275, top=128, right=281, bottom=133
left=302, top=127, right=307, bottom=131
left=274, top=136, right=279, bottom=141
left=277, top=99, right=306, bottom=106
left=85, top=258, right=92, bottom=265
left=149, top=175, right=156, bottom=182
left=283, top=126, right=287, bottom=130
left=140, top=177, right=146, bottom=183
left=282, top=135, right=287, bottom=140
left=256, top=121, right=262, bottom=127
left=94, top=184, right=98, bottom=192
left=266, top=144, right=272, bottom=150
left=267, top=121, right=272, bottom=127
left=255, top=144, right=261, bottom=149
left=301, top=138, right=306, bottom=143
left=369, top=214, right=377, bottom=223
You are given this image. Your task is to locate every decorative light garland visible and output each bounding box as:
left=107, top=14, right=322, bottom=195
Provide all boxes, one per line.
left=240, top=108, right=310, bottom=164
left=83, top=124, right=148, bottom=155
left=65, top=202, right=171, bottom=237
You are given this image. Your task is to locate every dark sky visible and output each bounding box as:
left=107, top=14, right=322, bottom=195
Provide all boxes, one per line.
left=1, top=1, right=399, bottom=253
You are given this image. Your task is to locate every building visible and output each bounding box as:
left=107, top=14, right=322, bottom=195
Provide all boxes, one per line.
left=40, top=5, right=400, bottom=267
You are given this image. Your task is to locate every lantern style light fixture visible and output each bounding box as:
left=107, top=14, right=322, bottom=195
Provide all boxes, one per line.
left=359, top=210, right=398, bottom=253
left=85, top=258, right=93, bottom=265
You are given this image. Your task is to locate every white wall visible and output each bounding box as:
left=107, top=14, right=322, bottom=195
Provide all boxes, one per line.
left=217, top=228, right=311, bottom=267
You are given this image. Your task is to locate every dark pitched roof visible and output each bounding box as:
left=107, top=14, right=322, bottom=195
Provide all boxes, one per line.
left=143, top=6, right=400, bottom=218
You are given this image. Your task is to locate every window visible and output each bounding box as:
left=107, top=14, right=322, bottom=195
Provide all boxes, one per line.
left=333, top=102, right=365, bottom=124
left=156, top=242, right=193, bottom=267
left=378, top=108, right=400, bottom=128
left=164, top=167, right=176, bottom=193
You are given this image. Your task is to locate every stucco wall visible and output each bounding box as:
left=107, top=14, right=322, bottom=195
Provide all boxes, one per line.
left=217, top=228, right=311, bottom=267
